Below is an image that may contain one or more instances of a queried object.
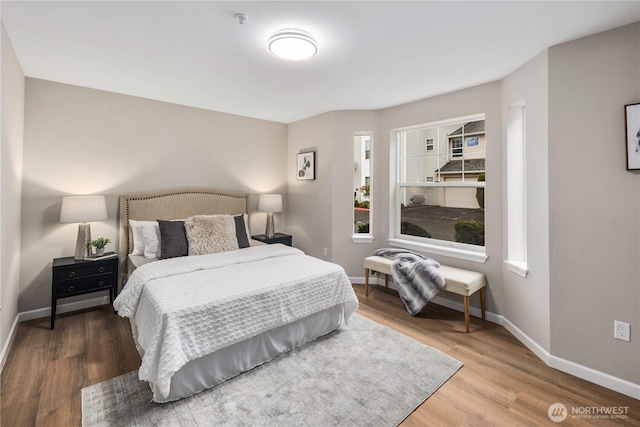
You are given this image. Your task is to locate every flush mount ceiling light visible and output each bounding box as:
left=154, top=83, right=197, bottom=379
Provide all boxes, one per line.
left=268, top=29, right=318, bottom=61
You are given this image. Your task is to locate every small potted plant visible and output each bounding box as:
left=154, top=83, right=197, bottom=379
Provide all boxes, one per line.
left=91, top=237, right=111, bottom=256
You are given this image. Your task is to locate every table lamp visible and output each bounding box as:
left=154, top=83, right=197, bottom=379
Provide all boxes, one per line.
left=258, top=194, right=282, bottom=239
left=60, top=195, right=108, bottom=260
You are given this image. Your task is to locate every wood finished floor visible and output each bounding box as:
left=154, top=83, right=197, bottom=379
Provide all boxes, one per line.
left=2, top=283, right=638, bottom=426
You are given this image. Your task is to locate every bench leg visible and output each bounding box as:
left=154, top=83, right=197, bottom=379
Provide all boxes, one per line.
left=463, top=295, right=470, bottom=333
left=480, top=288, right=486, bottom=321
left=365, top=268, right=370, bottom=296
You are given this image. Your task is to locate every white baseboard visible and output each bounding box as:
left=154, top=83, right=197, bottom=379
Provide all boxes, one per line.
left=500, top=316, right=550, bottom=365
left=502, top=317, right=640, bottom=399
left=549, top=355, right=640, bottom=400
left=352, top=278, right=640, bottom=400
left=18, top=296, right=109, bottom=322
left=0, top=314, right=20, bottom=374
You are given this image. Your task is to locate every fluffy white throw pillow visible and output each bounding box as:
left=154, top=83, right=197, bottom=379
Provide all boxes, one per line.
left=184, top=215, right=239, bottom=255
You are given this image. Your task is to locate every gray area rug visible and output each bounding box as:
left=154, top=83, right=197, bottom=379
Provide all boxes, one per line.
left=82, top=313, right=462, bottom=427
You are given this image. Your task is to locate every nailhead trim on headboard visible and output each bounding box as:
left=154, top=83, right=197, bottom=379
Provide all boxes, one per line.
left=118, top=187, right=251, bottom=281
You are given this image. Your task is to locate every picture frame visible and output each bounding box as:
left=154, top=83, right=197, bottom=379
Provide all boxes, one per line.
left=625, top=102, right=640, bottom=170
left=297, top=151, right=316, bottom=180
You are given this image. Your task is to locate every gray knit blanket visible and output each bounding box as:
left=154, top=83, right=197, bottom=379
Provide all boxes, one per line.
left=372, top=248, right=445, bottom=316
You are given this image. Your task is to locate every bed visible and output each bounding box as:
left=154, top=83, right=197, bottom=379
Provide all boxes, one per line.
left=113, top=187, right=358, bottom=403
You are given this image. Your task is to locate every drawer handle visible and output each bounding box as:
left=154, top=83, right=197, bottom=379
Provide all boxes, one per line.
left=99, top=267, right=105, bottom=273
left=68, top=285, right=75, bottom=292
left=98, top=281, right=105, bottom=287
left=69, top=271, right=76, bottom=278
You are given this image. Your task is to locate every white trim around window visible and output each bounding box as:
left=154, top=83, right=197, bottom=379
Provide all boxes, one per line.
left=505, top=103, right=528, bottom=277
left=352, top=131, right=374, bottom=243
left=353, top=234, right=375, bottom=244
left=505, top=260, right=528, bottom=277
left=388, top=237, right=488, bottom=263
left=389, top=114, right=488, bottom=263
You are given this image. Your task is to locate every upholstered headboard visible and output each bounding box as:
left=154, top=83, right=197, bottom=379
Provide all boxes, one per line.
left=118, top=187, right=250, bottom=279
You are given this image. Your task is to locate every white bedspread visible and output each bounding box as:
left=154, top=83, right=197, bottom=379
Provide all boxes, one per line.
left=113, top=244, right=358, bottom=399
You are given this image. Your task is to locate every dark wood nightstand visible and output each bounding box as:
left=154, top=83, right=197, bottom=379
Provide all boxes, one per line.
left=51, top=254, right=118, bottom=329
left=252, top=233, right=292, bottom=246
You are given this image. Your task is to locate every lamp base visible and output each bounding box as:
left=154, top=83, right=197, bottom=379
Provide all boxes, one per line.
left=265, top=212, right=275, bottom=239
left=74, top=223, right=92, bottom=260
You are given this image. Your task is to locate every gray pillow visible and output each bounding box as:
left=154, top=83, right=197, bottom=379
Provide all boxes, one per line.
left=158, top=220, right=188, bottom=259
left=234, top=214, right=250, bottom=248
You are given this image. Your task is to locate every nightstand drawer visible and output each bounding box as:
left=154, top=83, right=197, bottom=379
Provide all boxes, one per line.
left=58, top=263, right=113, bottom=281
left=57, top=276, right=112, bottom=296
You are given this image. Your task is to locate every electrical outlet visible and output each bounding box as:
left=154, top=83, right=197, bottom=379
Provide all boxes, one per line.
left=322, top=247, right=328, bottom=257
left=614, top=321, right=630, bottom=342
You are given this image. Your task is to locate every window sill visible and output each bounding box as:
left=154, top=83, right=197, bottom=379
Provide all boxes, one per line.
left=352, top=235, right=375, bottom=244
left=387, top=238, right=488, bottom=263
left=505, top=260, right=528, bottom=278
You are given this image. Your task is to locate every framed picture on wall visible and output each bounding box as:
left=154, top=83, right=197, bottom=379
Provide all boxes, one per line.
left=297, top=151, right=316, bottom=180
left=625, top=103, right=640, bottom=170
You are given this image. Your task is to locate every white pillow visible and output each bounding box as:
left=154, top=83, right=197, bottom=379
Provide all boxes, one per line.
left=129, top=219, right=161, bottom=258
left=129, top=219, right=147, bottom=256
left=243, top=213, right=250, bottom=239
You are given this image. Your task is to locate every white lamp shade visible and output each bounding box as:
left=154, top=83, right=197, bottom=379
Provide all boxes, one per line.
left=258, top=194, right=283, bottom=213
left=60, top=196, right=108, bottom=223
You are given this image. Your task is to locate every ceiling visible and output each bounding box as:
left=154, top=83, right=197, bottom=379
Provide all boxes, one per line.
left=2, top=1, right=639, bottom=123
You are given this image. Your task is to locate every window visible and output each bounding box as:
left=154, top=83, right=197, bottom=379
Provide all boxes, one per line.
left=425, top=138, right=434, bottom=151
left=466, top=136, right=479, bottom=147
left=506, top=104, right=528, bottom=277
left=451, top=138, right=463, bottom=157
left=353, top=132, right=373, bottom=242
left=390, top=114, right=487, bottom=262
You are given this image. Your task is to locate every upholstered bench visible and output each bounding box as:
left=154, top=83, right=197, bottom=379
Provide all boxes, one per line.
left=364, top=255, right=486, bottom=332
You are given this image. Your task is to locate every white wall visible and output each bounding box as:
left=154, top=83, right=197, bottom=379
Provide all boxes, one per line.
left=0, top=23, right=25, bottom=366
left=548, top=22, right=640, bottom=384
left=501, top=51, right=550, bottom=351
left=20, top=79, right=288, bottom=313
left=286, top=112, right=333, bottom=259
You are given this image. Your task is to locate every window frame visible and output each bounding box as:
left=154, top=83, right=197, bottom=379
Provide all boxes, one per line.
left=353, top=131, right=374, bottom=244
left=450, top=137, right=463, bottom=157
left=389, top=114, right=487, bottom=263
left=505, top=103, right=528, bottom=277
left=425, top=138, right=434, bottom=151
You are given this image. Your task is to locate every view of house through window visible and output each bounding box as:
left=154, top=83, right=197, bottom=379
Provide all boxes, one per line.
left=354, top=133, right=372, bottom=234
left=395, top=116, right=485, bottom=248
